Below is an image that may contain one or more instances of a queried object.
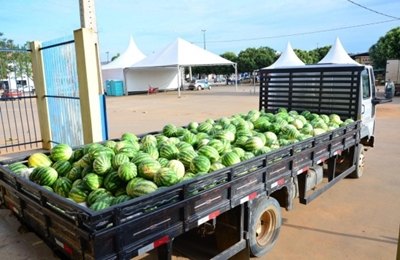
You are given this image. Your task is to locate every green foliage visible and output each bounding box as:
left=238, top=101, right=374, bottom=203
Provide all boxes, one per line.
left=237, top=47, right=277, bottom=73
left=294, top=46, right=330, bottom=64
left=0, top=32, right=32, bottom=82
left=369, top=27, right=400, bottom=69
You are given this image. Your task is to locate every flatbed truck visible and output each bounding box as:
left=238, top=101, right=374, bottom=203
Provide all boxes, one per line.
left=0, top=63, right=388, bottom=259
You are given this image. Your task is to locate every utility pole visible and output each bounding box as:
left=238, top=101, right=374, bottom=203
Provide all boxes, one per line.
left=201, top=29, right=206, bottom=50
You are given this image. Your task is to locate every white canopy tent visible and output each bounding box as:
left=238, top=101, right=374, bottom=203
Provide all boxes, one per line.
left=318, top=37, right=360, bottom=65
left=124, top=38, right=237, bottom=96
left=265, top=42, right=305, bottom=69
left=101, top=36, right=146, bottom=83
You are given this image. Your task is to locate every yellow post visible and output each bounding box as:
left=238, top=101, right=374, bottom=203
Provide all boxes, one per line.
left=74, top=28, right=104, bottom=144
left=29, top=41, right=52, bottom=150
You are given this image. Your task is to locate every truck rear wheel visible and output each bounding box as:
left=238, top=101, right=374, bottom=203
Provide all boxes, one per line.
left=249, top=196, right=281, bottom=257
left=348, top=144, right=365, bottom=178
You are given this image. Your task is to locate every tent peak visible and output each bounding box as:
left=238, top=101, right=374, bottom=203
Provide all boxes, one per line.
left=265, top=41, right=305, bottom=69
left=318, top=37, right=360, bottom=65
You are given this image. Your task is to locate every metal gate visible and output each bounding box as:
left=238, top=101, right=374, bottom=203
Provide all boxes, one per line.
left=0, top=48, right=41, bottom=154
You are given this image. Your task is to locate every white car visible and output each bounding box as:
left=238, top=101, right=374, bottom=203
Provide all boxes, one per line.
left=188, top=79, right=211, bottom=90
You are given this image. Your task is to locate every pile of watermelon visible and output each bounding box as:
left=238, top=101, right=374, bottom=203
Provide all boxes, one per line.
left=6, top=108, right=353, bottom=211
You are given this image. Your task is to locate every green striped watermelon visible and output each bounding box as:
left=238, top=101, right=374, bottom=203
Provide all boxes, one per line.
left=83, top=173, right=103, bottom=191
left=51, top=144, right=73, bottom=162
left=167, top=160, right=185, bottom=179
left=159, top=144, right=179, bottom=160
left=93, top=154, right=111, bottom=175
left=30, top=166, right=58, bottom=186
left=52, top=160, right=72, bottom=177
left=87, top=188, right=111, bottom=206
left=111, top=194, right=131, bottom=205
left=68, top=186, right=89, bottom=203
left=112, top=153, right=130, bottom=169
left=7, top=162, right=28, bottom=175
left=178, top=149, right=198, bottom=168
left=221, top=151, right=241, bottom=167
left=198, top=145, right=220, bottom=163
left=121, top=132, right=139, bottom=143
left=126, top=177, right=158, bottom=197
left=137, top=159, right=161, bottom=180
left=53, top=177, right=72, bottom=198
left=154, top=167, right=180, bottom=187
left=190, top=155, right=211, bottom=174
left=163, top=123, right=178, bottom=137
left=118, top=162, right=137, bottom=182
left=103, top=171, right=124, bottom=193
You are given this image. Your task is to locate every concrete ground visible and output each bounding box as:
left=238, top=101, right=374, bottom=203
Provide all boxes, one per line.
left=0, top=85, right=399, bottom=259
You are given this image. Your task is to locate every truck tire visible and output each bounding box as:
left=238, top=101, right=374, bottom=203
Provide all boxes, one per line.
left=348, top=144, right=365, bottom=178
left=249, top=196, right=281, bottom=257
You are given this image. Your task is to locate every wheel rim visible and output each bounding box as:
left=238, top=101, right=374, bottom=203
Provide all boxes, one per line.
left=358, top=149, right=365, bottom=173
left=256, top=209, right=276, bottom=247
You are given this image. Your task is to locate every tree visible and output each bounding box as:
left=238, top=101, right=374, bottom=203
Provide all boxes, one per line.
left=294, top=46, right=330, bottom=64
left=237, top=47, right=277, bottom=73
left=369, top=27, right=400, bottom=69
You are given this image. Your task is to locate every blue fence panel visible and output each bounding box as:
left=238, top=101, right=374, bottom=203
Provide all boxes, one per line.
left=42, top=36, right=84, bottom=147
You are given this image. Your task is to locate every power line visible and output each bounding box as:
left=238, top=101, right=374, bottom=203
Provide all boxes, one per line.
left=198, top=19, right=398, bottom=44
left=346, top=0, right=400, bottom=20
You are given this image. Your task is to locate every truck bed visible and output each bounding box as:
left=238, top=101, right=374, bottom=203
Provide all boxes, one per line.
left=0, top=121, right=359, bottom=259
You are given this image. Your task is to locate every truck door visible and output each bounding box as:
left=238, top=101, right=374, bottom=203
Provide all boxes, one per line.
left=360, top=68, right=376, bottom=140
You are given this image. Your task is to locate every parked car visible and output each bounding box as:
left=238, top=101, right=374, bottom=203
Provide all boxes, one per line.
left=1, top=89, right=23, bottom=100
left=188, top=79, right=211, bottom=90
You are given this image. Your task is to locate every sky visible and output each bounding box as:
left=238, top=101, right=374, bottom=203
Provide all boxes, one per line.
left=1, top=0, right=399, bottom=62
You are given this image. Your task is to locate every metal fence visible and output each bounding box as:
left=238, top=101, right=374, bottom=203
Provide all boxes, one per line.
left=0, top=48, right=41, bottom=154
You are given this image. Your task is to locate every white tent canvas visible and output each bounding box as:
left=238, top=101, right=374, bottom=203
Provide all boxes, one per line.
left=101, top=36, right=146, bottom=83
left=125, top=38, right=236, bottom=93
left=318, top=37, right=360, bottom=65
left=265, top=42, right=305, bottom=69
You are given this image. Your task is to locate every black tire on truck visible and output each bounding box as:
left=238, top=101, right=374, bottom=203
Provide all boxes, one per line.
left=249, top=196, right=282, bottom=257
left=348, top=144, right=365, bottom=178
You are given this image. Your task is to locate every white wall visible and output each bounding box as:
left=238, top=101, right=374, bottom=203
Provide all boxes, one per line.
left=124, top=67, right=179, bottom=92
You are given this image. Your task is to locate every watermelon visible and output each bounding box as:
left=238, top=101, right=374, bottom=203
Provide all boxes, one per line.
left=176, top=141, right=195, bottom=153
left=137, top=159, right=161, bottom=180
left=141, top=145, right=159, bottom=160
left=70, top=148, right=84, bottom=162
left=221, top=151, right=241, bottom=167
left=140, top=134, right=158, bottom=147
left=89, top=146, right=115, bottom=160
left=181, top=132, right=197, bottom=146
left=131, top=151, right=153, bottom=165
left=53, top=177, right=72, bottom=197
left=28, top=153, right=52, bottom=168
left=163, top=123, right=178, bottom=137
left=93, top=154, right=111, bottom=175
left=231, top=147, right=245, bottom=158
left=197, top=122, right=213, bottom=133
left=65, top=166, right=83, bottom=181
left=30, top=166, right=58, bottom=186
left=190, top=155, right=211, bottom=174
left=87, top=188, right=111, bottom=206
left=154, top=167, right=180, bottom=187
left=83, top=173, right=103, bottom=191
left=51, top=144, right=73, bottom=162
left=118, top=162, right=137, bottom=182
left=244, top=136, right=264, bottom=152
left=52, top=160, right=72, bottom=177
left=103, top=140, right=117, bottom=150
left=68, top=186, right=89, bottom=203
left=159, top=144, right=179, bottom=160
left=181, top=172, right=196, bottom=182
left=207, top=139, right=225, bottom=154
left=112, top=153, right=130, bottom=169
left=103, top=171, right=124, bottom=193
left=121, top=132, right=139, bottom=143
left=7, top=162, right=28, bottom=175
left=178, top=149, right=198, bottom=168
left=157, top=157, right=170, bottom=167
left=167, top=160, right=185, bottom=179
left=126, top=177, right=158, bottom=197
left=111, top=195, right=131, bottom=205
left=75, top=154, right=92, bottom=168
left=241, top=151, right=255, bottom=161
left=90, top=200, right=111, bottom=211
left=210, top=162, right=226, bottom=172
left=198, top=145, right=220, bottom=163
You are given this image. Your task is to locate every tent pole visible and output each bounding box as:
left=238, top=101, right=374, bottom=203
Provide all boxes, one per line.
left=234, top=63, right=238, bottom=92
left=177, top=66, right=181, bottom=98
